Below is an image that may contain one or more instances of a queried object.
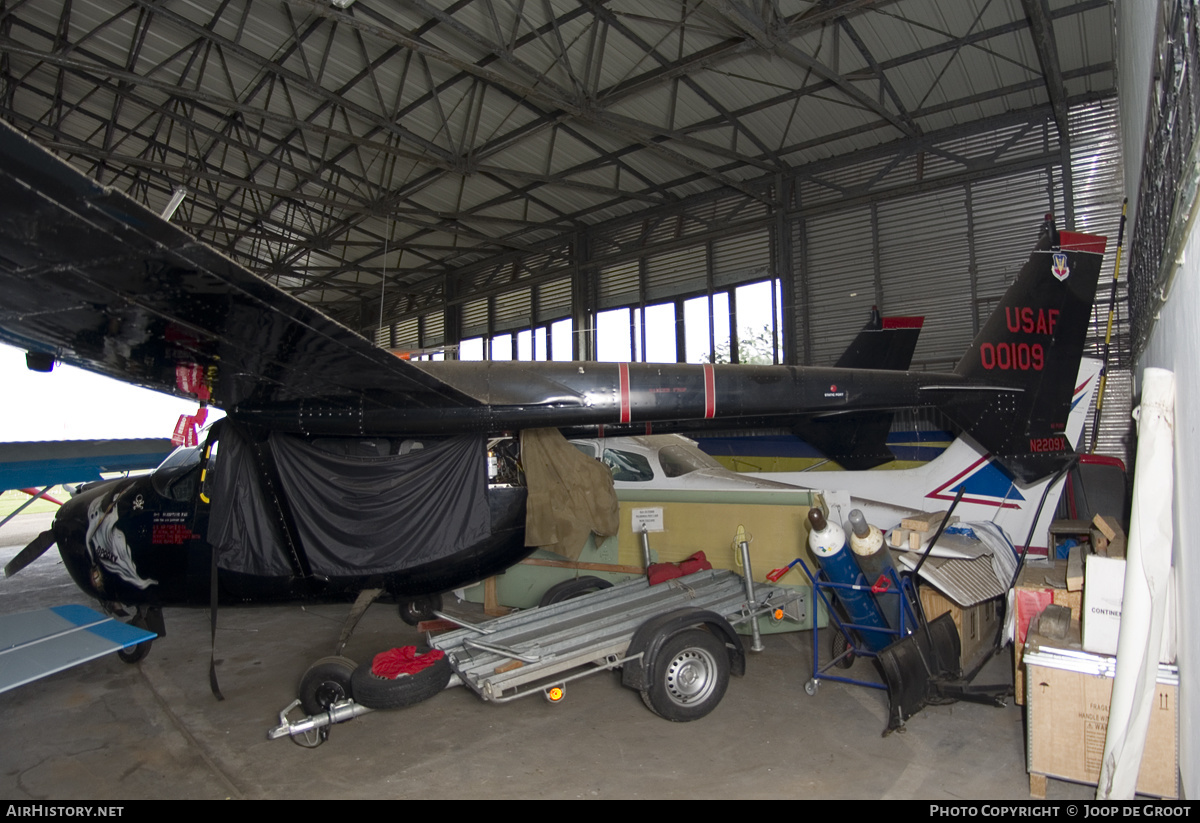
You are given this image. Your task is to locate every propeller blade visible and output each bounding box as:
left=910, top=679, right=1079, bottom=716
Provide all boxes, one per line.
left=4, top=530, right=57, bottom=577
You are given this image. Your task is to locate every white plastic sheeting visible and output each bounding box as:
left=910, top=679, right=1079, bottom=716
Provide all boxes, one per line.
left=1096, top=368, right=1176, bottom=799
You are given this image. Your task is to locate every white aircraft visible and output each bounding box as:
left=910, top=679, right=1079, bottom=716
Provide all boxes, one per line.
left=746, top=357, right=1107, bottom=554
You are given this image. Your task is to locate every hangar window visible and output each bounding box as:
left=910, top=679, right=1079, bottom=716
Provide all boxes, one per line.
left=596, top=308, right=633, bottom=362
left=491, top=333, right=513, bottom=360
left=459, top=338, right=484, bottom=360
left=591, top=282, right=780, bottom=365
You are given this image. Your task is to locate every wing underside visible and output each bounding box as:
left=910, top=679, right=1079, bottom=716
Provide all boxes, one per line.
left=0, top=123, right=479, bottom=417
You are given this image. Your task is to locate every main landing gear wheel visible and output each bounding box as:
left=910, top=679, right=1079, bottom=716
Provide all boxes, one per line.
left=295, top=656, right=357, bottom=749
left=350, top=652, right=452, bottom=710
left=117, top=640, right=152, bottom=664
left=398, top=594, right=442, bottom=626
left=640, top=629, right=730, bottom=722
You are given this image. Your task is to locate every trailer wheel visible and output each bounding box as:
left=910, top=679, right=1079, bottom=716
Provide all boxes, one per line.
left=350, top=652, right=452, bottom=710
left=398, top=594, right=442, bottom=626
left=298, top=656, right=357, bottom=716
left=640, top=629, right=729, bottom=722
left=538, top=576, right=613, bottom=607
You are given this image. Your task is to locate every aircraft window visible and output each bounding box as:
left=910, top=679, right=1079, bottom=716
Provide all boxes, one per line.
left=602, top=449, right=654, bottom=482
left=657, top=444, right=723, bottom=478
left=572, top=442, right=598, bottom=459
left=312, top=438, right=391, bottom=457
left=151, top=446, right=202, bottom=499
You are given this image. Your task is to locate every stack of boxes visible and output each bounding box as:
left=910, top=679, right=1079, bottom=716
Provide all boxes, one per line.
left=1018, top=515, right=1178, bottom=798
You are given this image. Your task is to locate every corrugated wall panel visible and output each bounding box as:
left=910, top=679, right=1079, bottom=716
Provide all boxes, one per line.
left=536, top=277, right=572, bottom=322
left=493, top=287, right=532, bottom=333
left=877, top=189, right=972, bottom=369
left=461, top=297, right=489, bottom=338
left=713, top=230, right=771, bottom=288
left=1068, top=100, right=1131, bottom=464
left=966, top=168, right=1059, bottom=328
left=646, top=244, right=707, bottom=301
left=802, top=208, right=878, bottom=366
left=422, top=311, right=444, bottom=347
left=598, top=260, right=640, bottom=309
left=393, top=317, right=419, bottom=349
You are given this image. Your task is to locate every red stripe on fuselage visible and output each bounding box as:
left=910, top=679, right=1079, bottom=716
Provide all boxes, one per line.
left=704, top=364, right=716, bottom=419
left=619, top=363, right=631, bottom=423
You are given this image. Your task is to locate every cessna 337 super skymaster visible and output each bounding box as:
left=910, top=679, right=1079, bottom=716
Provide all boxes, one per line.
left=0, top=121, right=1106, bottom=653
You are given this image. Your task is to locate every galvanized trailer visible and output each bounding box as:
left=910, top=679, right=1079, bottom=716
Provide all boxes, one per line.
left=270, top=568, right=804, bottom=745
left=432, top=568, right=802, bottom=718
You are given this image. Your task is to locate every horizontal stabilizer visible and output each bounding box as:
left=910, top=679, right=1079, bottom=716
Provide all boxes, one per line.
left=0, top=604, right=156, bottom=693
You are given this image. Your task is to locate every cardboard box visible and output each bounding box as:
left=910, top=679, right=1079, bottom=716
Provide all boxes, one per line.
left=1082, top=554, right=1125, bottom=655
left=1080, top=555, right=1177, bottom=663
left=1025, top=645, right=1178, bottom=798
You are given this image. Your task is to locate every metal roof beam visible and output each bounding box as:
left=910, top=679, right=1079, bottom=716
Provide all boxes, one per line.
left=1020, top=0, right=1071, bottom=144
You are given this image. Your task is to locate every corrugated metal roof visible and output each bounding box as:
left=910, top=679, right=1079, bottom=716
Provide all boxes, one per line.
left=0, top=0, right=1115, bottom=329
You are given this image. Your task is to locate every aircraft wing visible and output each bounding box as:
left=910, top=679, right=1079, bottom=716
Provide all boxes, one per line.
left=0, top=604, right=156, bottom=694
left=0, top=439, right=175, bottom=490
left=0, top=122, right=480, bottom=417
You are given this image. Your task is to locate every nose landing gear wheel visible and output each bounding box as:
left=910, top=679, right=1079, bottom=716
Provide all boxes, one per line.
left=294, top=656, right=357, bottom=748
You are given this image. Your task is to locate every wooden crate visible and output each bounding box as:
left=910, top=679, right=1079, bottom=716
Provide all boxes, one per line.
left=1026, top=648, right=1178, bottom=798
left=918, top=586, right=1004, bottom=674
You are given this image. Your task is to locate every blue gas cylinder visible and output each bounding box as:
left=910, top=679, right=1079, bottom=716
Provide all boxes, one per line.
left=808, top=508, right=893, bottom=652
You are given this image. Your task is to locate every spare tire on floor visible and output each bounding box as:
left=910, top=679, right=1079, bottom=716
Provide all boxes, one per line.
left=537, top=575, right=613, bottom=607
left=350, top=650, right=452, bottom=710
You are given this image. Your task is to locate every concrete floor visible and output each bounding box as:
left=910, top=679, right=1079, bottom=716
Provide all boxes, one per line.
left=1, top=511, right=1099, bottom=800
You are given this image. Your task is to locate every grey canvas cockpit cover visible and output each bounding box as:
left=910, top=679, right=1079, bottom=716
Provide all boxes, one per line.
left=269, top=431, right=491, bottom=577
left=207, top=423, right=291, bottom=577
left=208, top=422, right=491, bottom=577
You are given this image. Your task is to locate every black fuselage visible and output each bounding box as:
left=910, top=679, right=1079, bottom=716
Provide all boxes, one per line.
left=51, top=458, right=529, bottom=609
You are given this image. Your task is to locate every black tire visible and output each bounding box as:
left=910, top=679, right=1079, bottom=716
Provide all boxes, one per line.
left=298, top=656, right=357, bottom=716
left=398, top=594, right=443, bottom=626
left=350, top=651, right=452, bottom=710
left=640, top=629, right=730, bottom=722
left=117, top=640, right=152, bottom=664
left=831, top=629, right=855, bottom=669
left=537, top=576, right=613, bottom=608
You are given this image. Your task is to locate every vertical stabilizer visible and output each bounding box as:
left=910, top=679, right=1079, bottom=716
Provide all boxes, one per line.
left=934, top=229, right=1106, bottom=482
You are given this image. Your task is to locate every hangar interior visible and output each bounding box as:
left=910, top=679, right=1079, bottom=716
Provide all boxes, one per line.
left=0, top=0, right=1196, bottom=800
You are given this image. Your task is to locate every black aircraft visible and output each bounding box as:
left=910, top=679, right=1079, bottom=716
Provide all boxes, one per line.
left=0, top=122, right=1106, bottom=653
